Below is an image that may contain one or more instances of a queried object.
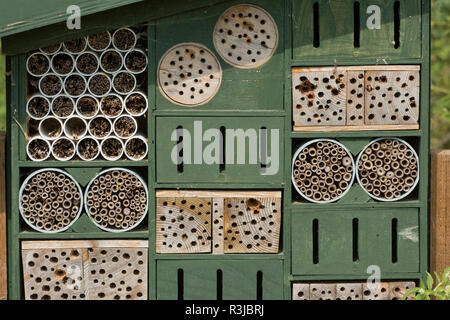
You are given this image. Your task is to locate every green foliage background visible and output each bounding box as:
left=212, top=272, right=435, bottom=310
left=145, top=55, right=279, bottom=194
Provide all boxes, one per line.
left=0, top=1, right=449, bottom=146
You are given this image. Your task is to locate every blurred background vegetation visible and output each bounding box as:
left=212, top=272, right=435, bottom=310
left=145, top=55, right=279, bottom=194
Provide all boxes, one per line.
left=0, top=1, right=449, bottom=147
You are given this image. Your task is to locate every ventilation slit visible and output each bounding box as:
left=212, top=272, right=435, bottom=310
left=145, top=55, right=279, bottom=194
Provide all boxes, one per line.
left=392, top=218, right=398, bottom=263
left=219, top=126, right=226, bottom=172
left=313, top=219, right=319, bottom=264
left=217, top=269, right=223, bottom=300
left=352, top=218, right=359, bottom=261
left=176, top=126, right=183, bottom=173
left=260, top=127, right=267, bottom=172
left=177, top=268, right=184, bottom=300
left=256, top=271, right=263, bottom=300
left=353, top=2, right=361, bottom=48
left=313, top=2, right=320, bottom=48
left=394, top=1, right=400, bottom=49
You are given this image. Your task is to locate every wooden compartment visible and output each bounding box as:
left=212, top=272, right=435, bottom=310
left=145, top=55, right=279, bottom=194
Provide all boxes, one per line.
left=292, top=281, right=416, bottom=300
left=292, top=66, right=420, bottom=132
left=156, top=190, right=282, bottom=254
left=21, top=240, right=148, bottom=300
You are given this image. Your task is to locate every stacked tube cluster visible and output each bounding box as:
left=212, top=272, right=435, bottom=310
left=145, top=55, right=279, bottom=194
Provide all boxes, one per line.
left=85, top=168, right=148, bottom=232
left=19, top=169, right=83, bottom=233
left=292, top=138, right=420, bottom=203
left=19, top=168, right=148, bottom=233
left=292, top=140, right=355, bottom=203
left=25, top=27, right=148, bottom=162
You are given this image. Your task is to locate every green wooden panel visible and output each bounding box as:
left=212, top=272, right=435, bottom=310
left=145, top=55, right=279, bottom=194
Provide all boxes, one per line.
left=291, top=208, right=420, bottom=275
left=292, top=0, right=421, bottom=60
left=156, top=116, right=284, bottom=183
left=156, top=260, right=284, bottom=300
left=155, top=0, right=284, bottom=111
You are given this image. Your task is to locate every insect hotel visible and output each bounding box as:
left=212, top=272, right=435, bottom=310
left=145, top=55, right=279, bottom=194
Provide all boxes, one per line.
left=0, top=0, right=429, bottom=300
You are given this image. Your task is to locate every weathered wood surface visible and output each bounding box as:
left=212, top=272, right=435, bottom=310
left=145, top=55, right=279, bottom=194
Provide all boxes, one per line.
left=21, top=240, right=148, bottom=300
left=0, top=132, right=6, bottom=300
left=212, top=198, right=224, bottom=254
left=430, top=150, right=450, bottom=277
left=156, top=190, right=281, bottom=198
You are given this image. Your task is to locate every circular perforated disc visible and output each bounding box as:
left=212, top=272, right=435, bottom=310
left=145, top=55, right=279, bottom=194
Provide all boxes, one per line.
left=158, top=43, right=222, bottom=107
left=213, top=4, right=278, bottom=69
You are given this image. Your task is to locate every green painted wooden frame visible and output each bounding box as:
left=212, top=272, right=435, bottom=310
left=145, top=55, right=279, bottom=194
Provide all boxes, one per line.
left=4, top=0, right=430, bottom=300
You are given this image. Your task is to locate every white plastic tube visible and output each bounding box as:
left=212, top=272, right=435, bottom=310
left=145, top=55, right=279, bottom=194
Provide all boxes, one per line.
left=124, top=91, right=148, bottom=117
left=100, top=137, right=124, bottom=161
left=112, top=71, right=136, bottom=95
left=75, top=51, right=100, bottom=76
left=51, top=137, right=76, bottom=161
left=26, top=94, right=51, bottom=120
left=124, top=49, right=148, bottom=74
left=112, top=28, right=137, bottom=52
left=99, top=49, right=124, bottom=74
left=124, top=136, right=148, bottom=161
left=87, top=72, right=112, bottom=97
left=50, top=95, right=75, bottom=119
left=87, top=31, right=112, bottom=51
left=100, top=93, right=124, bottom=118
left=38, top=117, right=64, bottom=140
left=50, top=52, right=75, bottom=76
left=64, top=116, right=88, bottom=140
left=26, top=136, right=51, bottom=161
left=75, top=94, right=100, bottom=119
left=113, top=115, right=137, bottom=139
left=63, top=73, right=88, bottom=98
left=88, top=116, right=113, bottom=139
left=38, top=73, right=63, bottom=98
left=26, top=52, right=51, bottom=77
left=76, top=136, right=101, bottom=161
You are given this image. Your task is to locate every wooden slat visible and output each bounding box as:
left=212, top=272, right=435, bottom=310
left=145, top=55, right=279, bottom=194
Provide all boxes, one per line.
left=156, top=190, right=282, bottom=198
left=294, top=124, right=419, bottom=132
left=292, top=65, right=421, bottom=73
left=0, top=132, right=6, bottom=300
left=430, top=150, right=450, bottom=277
left=22, top=240, right=148, bottom=250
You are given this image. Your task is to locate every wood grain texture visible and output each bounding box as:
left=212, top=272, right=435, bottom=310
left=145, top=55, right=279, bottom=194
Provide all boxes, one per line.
left=157, top=190, right=281, bottom=198
left=212, top=198, right=224, bottom=254
left=22, top=240, right=148, bottom=250
left=21, top=241, right=148, bottom=300
left=156, top=197, right=212, bottom=253
left=223, top=197, right=281, bottom=253
left=293, top=124, right=419, bottom=132
left=0, top=132, right=6, bottom=300
left=346, top=71, right=365, bottom=126
left=430, top=150, right=450, bottom=277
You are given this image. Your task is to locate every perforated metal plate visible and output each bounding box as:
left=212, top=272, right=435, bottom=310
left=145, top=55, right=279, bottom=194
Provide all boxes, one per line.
left=157, top=43, right=222, bottom=106
left=213, top=4, right=278, bottom=69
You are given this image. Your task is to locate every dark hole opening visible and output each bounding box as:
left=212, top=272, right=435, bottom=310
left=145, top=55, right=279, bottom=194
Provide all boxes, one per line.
left=313, top=219, right=319, bottom=264
left=353, top=2, right=361, bottom=48
left=176, top=126, right=183, bottom=173
left=219, top=126, right=226, bottom=172
left=352, top=218, right=359, bottom=261
left=394, top=1, right=401, bottom=49
left=392, top=218, right=398, bottom=263
left=217, top=269, right=223, bottom=300
left=256, top=270, right=263, bottom=300
left=313, top=2, right=320, bottom=48
left=177, top=268, right=184, bottom=300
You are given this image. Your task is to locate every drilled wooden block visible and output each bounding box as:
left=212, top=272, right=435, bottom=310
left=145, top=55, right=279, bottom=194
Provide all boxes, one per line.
left=310, top=283, right=336, bottom=300
left=346, top=71, right=365, bottom=126
left=21, top=240, right=148, bottom=300
left=364, top=71, right=420, bottom=125
left=292, top=68, right=347, bottom=127
left=335, top=283, right=363, bottom=300
left=292, top=283, right=310, bottom=300
left=388, top=281, right=416, bottom=300
left=223, top=197, right=281, bottom=253
left=362, top=282, right=390, bottom=300
left=212, top=198, right=224, bottom=254
left=156, top=197, right=212, bottom=253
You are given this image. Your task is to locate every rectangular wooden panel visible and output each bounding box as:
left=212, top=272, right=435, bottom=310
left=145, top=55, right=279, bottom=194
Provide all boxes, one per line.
left=292, top=0, right=422, bottom=60
left=21, top=240, right=148, bottom=300
left=291, top=208, right=420, bottom=275
left=157, top=260, right=284, bottom=300
left=292, top=65, right=420, bottom=131
left=430, top=150, right=450, bottom=277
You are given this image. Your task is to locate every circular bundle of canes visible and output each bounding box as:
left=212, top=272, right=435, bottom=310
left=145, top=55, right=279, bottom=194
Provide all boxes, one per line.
left=292, top=139, right=355, bottom=203
left=85, top=168, right=148, bottom=232
left=356, top=138, right=419, bottom=201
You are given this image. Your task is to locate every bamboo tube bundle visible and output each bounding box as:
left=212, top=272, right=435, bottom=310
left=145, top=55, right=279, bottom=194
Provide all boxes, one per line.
left=356, top=138, right=419, bottom=201
left=292, top=139, right=355, bottom=203
left=85, top=168, right=148, bottom=232
left=19, top=169, right=83, bottom=233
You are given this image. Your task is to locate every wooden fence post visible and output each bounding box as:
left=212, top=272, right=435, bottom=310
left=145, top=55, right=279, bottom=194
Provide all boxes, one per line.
left=0, top=131, right=6, bottom=300
left=430, top=150, right=450, bottom=278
